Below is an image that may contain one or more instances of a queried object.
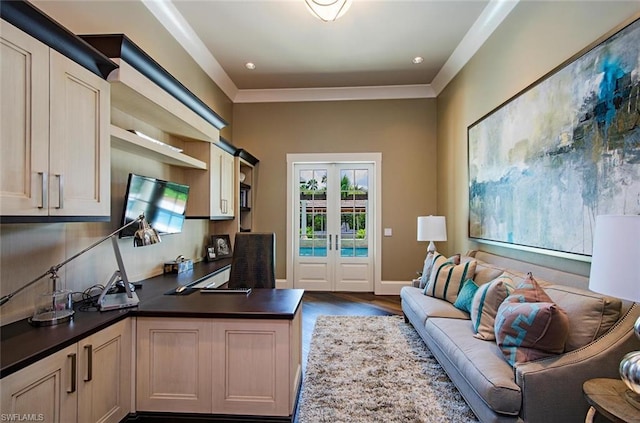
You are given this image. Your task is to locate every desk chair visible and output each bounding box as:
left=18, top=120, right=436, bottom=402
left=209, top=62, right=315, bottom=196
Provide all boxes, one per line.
left=227, top=232, right=276, bottom=289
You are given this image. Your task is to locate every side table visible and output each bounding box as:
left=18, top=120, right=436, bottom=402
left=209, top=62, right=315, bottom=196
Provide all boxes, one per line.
left=583, top=378, right=640, bottom=423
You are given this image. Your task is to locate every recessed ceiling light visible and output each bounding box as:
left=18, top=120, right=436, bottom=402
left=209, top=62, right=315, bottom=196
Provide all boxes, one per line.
left=412, top=56, right=424, bottom=64
left=245, top=62, right=256, bottom=70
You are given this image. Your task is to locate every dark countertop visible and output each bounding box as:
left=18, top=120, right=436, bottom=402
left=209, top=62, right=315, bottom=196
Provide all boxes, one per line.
left=1, top=259, right=304, bottom=378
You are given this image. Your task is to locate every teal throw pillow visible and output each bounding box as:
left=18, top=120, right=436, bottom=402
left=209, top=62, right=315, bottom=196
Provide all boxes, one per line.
left=453, top=279, right=479, bottom=313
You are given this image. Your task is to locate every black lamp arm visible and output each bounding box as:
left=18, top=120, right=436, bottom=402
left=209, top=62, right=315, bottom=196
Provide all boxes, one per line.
left=0, top=214, right=146, bottom=306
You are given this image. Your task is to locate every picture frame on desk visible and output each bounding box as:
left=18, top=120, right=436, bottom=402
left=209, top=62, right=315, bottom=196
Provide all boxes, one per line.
left=211, top=234, right=232, bottom=259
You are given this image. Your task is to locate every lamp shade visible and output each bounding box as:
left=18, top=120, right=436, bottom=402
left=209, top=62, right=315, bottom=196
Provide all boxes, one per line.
left=417, top=216, right=447, bottom=242
left=588, top=215, right=640, bottom=303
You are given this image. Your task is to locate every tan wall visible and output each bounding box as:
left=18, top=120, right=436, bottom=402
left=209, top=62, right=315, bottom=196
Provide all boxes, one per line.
left=232, top=99, right=438, bottom=281
left=0, top=2, right=233, bottom=324
left=437, top=1, right=640, bottom=276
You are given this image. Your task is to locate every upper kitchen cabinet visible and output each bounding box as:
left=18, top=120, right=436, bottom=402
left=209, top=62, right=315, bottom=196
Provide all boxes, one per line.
left=184, top=139, right=236, bottom=219
left=0, top=2, right=116, bottom=222
left=79, top=34, right=227, bottom=168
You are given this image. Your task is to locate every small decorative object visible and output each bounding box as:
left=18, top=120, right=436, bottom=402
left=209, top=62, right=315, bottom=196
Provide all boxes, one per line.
left=239, top=172, right=246, bottom=183
left=205, top=246, right=216, bottom=262
left=163, top=255, right=193, bottom=274
left=211, top=234, right=232, bottom=259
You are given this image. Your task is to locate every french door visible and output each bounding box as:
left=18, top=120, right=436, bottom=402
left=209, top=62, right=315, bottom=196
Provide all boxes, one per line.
left=290, top=160, right=375, bottom=291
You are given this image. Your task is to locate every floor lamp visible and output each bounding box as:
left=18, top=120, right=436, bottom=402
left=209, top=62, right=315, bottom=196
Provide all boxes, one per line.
left=0, top=214, right=160, bottom=325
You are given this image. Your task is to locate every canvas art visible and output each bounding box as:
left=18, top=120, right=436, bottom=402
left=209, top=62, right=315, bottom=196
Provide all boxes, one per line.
left=468, top=18, right=640, bottom=257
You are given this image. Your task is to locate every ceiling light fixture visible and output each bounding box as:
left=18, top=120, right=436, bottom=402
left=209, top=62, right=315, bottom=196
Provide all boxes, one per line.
left=245, top=62, right=256, bottom=70
left=305, top=0, right=352, bottom=22
left=412, top=56, right=424, bottom=64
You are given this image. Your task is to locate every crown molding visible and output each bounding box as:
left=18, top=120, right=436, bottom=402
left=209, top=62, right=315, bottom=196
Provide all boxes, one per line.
left=233, top=84, right=436, bottom=103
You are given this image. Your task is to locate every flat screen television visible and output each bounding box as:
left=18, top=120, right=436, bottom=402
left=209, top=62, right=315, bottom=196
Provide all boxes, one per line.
left=120, top=173, right=190, bottom=238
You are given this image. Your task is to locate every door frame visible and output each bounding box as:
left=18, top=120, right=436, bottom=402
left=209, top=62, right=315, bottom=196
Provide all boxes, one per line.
left=286, top=153, right=382, bottom=292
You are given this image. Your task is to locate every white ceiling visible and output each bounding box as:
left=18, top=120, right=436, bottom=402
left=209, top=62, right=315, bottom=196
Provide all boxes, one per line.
left=33, top=0, right=519, bottom=103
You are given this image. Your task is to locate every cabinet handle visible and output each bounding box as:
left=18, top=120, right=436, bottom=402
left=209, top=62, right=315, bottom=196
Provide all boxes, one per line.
left=56, top=174, right=64, bottom=209
left=328, top=234, right=332, bottom=250
left=335, top=234, right=339, bottom=250
left=68, top=353, right=77, bottom=393
left=84, top=344, right=93, bottom=381
left=38, top=172, right=48, bottom=209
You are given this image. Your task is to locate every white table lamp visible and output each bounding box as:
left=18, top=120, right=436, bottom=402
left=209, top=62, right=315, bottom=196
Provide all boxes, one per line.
left=417, top=216, right=447, bottom=253
left=588, top=214, right=640, bottom=408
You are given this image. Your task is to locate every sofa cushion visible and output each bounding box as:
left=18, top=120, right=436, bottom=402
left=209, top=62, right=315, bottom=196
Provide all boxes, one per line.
left=543, top=284, right=622, bottom=351
left=425, top=254, right=477, bottom=303
left=453, top=279, right=479, bottom=313
left=470, top=274, right=516, bottom=341
left=425, top=317, right=522, bottom=416
left=400, top=287, right=469, bottom=326
left=473, top=261, right=508, bottom=286
left=495, top=301, right=570, bottom=366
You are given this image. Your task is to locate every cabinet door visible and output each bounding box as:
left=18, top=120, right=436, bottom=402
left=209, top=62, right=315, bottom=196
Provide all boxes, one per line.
left=1, top=344, right=78, bottom=423
left=77, top=319, right=132, bottom=423
left=136, top=317, right=212, bottom=413
left=0, top=21, right=50, bottom=216
left=211, top=319, right=293, bottom=416
left=210, top=145, right=235, bottom=219
left=49, top=50, right=110, bottom=217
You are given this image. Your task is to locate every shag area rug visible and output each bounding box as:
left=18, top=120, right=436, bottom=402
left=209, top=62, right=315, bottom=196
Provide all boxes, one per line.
left=297, top=315, right=479, bottom=423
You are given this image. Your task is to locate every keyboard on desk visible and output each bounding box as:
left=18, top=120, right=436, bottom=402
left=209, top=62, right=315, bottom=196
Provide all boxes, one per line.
left=200, top=287, right=252, bottom=294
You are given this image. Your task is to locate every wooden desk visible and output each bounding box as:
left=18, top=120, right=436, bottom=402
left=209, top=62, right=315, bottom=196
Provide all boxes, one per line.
left=1, top=260, right=303, bottom=422
left=583, top=378, right=640, bottom=423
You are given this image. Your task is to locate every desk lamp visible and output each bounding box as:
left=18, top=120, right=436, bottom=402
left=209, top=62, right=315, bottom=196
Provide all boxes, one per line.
left=0, top=214, right=160, bottom=325
left=588, top=215, right=640, bottom=408
left=417, top=216, right=447, bottom=254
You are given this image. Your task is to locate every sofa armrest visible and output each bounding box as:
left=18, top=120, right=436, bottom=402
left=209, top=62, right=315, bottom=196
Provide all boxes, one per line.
left=514, top=303, right=640, bottom=423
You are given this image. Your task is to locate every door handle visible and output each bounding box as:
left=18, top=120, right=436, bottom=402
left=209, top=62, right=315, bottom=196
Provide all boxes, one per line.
left=84, top=344, right=93, bottom=382
left=38, top=171, right=48, bottom=209
left=68, top=353, right=77, bottom=393
left=56, top=174, right=64, bottom=209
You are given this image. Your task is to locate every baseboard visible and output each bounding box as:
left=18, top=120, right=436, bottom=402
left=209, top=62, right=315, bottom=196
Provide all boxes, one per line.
left=375, top=280, right=411, bottom=295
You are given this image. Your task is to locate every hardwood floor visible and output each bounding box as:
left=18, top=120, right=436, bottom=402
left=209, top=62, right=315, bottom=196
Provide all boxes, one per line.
left=300, top=292, right=402, bottom=370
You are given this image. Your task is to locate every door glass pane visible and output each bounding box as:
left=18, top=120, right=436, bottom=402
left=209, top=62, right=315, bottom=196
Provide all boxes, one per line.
left=299, top=169, right=327, bottom=257
left=340, top=168, right=368, bottom=257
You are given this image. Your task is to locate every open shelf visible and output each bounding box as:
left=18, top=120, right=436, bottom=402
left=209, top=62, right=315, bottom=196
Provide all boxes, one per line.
left=110, top=125, right=207, bottom=170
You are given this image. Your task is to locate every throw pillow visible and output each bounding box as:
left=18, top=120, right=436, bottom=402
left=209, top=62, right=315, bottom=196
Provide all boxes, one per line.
left=504, top=272, right=552, bottom=304
left=419, top=251, right=435, bottom=289
left=494, top=301, right=570, bottom=366
left=453, top=279, right=479, bottom=313
left=470, top=273, right=516, bottom=340
left=424, top=254, right=476, bottom=304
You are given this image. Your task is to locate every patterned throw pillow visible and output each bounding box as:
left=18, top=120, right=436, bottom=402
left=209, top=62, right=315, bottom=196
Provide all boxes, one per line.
left=494, top=273, right=570, bottom=366
left=494, top=301, right=570, bottom=366
left=453, top=279, right=479, bottom=313
left=470, top=274, right=516, bottom=340
left=424, top=254, right=476, bottom=304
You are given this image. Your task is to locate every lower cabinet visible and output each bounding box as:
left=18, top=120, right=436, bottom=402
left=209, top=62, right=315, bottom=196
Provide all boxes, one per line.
left=136, top=312, right=302, bottom=417
left=77, top=319, right=133, bottom=423
left=1, top=319, right=132, bottom=423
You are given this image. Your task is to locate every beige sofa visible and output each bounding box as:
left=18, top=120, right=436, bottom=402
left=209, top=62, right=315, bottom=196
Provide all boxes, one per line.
left=400, top=250, right=640, bottom=423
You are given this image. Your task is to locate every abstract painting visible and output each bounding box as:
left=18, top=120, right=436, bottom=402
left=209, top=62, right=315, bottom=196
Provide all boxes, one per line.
left=468, top=17, right=640, bottom=258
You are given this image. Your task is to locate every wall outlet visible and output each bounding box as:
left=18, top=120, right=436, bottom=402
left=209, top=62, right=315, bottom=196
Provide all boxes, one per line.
left=384, top=228, right=392, bottom=237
